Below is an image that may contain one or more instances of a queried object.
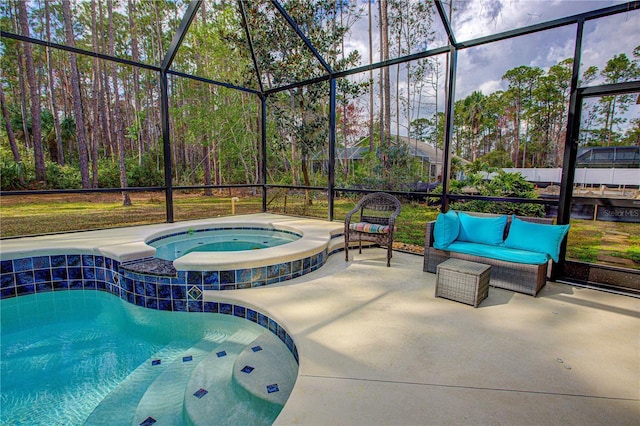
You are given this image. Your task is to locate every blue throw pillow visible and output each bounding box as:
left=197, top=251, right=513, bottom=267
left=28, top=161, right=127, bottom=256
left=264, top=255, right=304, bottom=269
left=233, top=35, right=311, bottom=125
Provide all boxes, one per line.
left=504, top=215, right=570, bottom=262
left=433, top=210, right=460, bottom=249
left=457, top=212, right=507, bottom=245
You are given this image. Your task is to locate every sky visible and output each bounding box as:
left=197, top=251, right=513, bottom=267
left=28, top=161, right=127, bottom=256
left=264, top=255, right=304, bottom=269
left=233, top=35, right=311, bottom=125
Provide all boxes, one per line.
left=342, top=0, right=639, bottom=101
left=336, top=0, right=639, bottom=135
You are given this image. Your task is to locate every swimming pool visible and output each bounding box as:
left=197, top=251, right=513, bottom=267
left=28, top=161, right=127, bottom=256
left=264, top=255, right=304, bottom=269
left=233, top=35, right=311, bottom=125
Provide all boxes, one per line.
left=149, top=227, right=302, bottom=261
left=0, top=291, right=298, bottom=425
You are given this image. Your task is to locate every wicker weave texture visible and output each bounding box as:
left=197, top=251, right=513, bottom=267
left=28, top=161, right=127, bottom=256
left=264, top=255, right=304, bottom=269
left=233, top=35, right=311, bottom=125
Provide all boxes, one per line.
left=436, top=258, right=491, bottom=307
left=423, top=213, right=552, bottom=296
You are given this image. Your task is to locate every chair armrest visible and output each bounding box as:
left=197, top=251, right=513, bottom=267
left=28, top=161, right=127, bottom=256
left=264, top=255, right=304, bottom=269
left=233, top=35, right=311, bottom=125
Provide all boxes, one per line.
left=424, top=220, right=436, bottom=248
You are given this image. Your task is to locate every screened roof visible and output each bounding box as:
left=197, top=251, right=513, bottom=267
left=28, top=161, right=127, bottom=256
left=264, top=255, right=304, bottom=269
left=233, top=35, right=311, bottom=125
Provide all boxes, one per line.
left=3, top=0, right=638, bottom=96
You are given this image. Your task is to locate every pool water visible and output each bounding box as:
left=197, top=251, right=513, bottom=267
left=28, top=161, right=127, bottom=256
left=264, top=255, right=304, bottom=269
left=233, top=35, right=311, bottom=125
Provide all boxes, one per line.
left=0, top=291, right=296, bottom=425
left=150, top=228, right=301, bottom=261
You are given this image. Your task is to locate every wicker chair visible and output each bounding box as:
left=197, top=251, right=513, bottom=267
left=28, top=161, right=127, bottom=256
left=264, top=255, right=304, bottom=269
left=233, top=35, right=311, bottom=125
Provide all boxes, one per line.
left=344, top=192, right=402, bottom=267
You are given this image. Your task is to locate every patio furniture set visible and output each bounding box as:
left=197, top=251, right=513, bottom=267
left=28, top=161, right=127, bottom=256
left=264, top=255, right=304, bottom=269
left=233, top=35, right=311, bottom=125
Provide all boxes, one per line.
left=345, top=193, right=570, bottom=307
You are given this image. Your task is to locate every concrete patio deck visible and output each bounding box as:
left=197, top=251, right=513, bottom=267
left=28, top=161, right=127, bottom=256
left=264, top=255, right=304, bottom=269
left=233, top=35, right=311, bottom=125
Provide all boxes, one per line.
left=1, top=214, right=638, bottom=425
left=214, top=247, right=639, bottom=425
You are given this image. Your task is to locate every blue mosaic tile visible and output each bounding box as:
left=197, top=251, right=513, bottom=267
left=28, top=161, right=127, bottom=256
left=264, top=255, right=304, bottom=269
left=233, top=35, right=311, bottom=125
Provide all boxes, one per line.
left=82, top=255, right=95, bottom=267
left=187, top=271, right=202, bottom=285
left=126, top=292, right=135, bottom=304
left=253, top=313, right=266, bottom=328
left=16, top=284, right=35, bottom=296
left=33, top=256, right=50, bottom=269
left=1, top=273, right=15, bottom=289
left=268, top=319, right=278, bottom=334
left=171, top=284, right=186, bottom=300
left=291, top=260, right=303, bottom=273
left=51, top=267, right=67, bottom=281
left=67, top=255, right=81, bottom=266
left=234, top=305, right=246, bottom=318
left=266, top=384, right=279, bottom=394
left=122, top=278, right=133, bottom=293
left=70, top=280, right=84, bottom=290
left=134, top=295, right=146, bottom=307
left=14, top=258, right=33, bottom=272
left=219, top=303, right=233, bottom=315
left=144, top=282, right=157, bottom=297
left=146, top=298, right=158, bottom=309
left=247, top=309, right=258, bottom=323
left=95, top=256, right=105, bottom=267
left=285, top=335, right=295, bottom=353
left=134, top=281, right=145, bottom=295
left=151, top=359, right=161, bottom=366
left=235, top=269, right=251, bottom=283
left=193, top=388, right=208, bottom=399
left=277, top=324, right=286, bottom=342
left=16, top=271, right=34, bottom=286
left=203, top=271, right=219, bottom=285
left=172, top=300, right=187, bottom=312
left=279, top=262, right=291, bottom=276
left=220, top=284, right=236, bottom=291
left=95, top=269, right=106, bottom=282
left=267, top=265, right=279, bottom=279
left=158, top=299, right=172, bottom=311
left=1, top=287, right=17, bottom=299
left=36, top=282, right=53, bottom=293
left=237, top=282, right=251, bottom=289
left=251, top=280, right=266, bottom=288
left=216, top=351, right=227, bottom=358
left=251, top=345, right=263, bottom=352
left=203, top=301, right=218, bottom=313
left=220, top=270, right=235, bottom=284
left=251, top=266, right=266, bottom=281
left=84, top=268, right=96, bottom=280
left=157, top=284, right=171, bottom=299
left=1, top=260, right=13, bottom=274
left=188, top=300, right=203, bottom=312
left=140, top=416, right=156, bottom=426
left=183, top=355, right=193, bottom=362
left=241, top=365, right=254, bottom=374
left=68, top=267, right=82, bottom=280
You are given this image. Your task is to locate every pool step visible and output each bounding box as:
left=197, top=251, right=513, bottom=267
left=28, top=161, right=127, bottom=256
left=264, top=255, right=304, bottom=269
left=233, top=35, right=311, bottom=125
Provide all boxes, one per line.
left=84, top=344, right=195, bottom=425
left=183, top=332, right=297, bottom=425
left=232, top=333, right=298, bottom=406
left=132, top=328, right=259, bottom=426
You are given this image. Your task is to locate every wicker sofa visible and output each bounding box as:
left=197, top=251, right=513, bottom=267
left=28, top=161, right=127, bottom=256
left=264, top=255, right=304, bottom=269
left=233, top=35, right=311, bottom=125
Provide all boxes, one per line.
left=423, top=211, right=567, bottom=296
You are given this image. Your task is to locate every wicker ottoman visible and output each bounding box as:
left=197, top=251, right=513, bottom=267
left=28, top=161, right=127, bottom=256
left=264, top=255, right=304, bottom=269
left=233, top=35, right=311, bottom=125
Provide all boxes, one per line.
left=436, top=258, right=491, bottom=307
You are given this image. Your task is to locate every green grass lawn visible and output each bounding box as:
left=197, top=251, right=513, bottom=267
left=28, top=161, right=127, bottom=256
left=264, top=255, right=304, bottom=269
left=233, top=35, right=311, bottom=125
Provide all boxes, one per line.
left=1, top=191, right=637, bottom=270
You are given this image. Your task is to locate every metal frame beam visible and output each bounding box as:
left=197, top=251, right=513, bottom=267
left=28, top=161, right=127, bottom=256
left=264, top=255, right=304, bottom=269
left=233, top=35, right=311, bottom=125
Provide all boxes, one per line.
left=270, top=0, right=333, bottom=75
left=238, top=0, right=265, bottom=93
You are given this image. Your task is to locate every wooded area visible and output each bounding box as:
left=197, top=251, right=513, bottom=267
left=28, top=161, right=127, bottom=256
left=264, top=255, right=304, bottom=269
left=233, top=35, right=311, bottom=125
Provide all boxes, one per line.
left=1, top=1, right=639, bottom=199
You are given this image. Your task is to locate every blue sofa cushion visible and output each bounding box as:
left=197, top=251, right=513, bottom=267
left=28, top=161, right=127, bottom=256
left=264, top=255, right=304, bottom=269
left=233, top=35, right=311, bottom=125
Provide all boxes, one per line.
left=446, top=241, right=550, bottom=265
left=457, top=212, right=507, bottom=246
left=433, top=210, right=460, bottom=249
left=504, top=216, right=570, bottom=262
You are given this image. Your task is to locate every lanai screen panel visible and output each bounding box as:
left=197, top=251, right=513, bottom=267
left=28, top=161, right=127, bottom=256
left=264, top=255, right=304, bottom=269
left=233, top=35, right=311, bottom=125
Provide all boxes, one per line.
left=0, top=0, right=189, bottom=67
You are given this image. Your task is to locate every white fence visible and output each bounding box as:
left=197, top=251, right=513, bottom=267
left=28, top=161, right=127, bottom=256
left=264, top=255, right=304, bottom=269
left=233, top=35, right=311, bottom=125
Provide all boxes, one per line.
left=494, top=168, right=640, bottom=186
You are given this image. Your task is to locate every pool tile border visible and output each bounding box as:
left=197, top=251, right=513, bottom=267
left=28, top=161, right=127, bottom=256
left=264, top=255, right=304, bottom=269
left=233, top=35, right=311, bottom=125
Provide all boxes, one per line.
left=1, top=253, right=301, bottom=363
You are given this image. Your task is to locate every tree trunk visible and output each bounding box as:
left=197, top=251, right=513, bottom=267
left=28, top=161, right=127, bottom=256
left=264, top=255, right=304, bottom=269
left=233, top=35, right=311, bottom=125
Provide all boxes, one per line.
left=62, top=0, right=91, bottom=188
left=44, top=0, right=65, bottom=166
left=107, top=0, right=131, bottom=206
left=90, top=0, right=101, bottom=187
left=17, top=1, right=46, bottom=183
left=368, top=0, right=374, bottom=153
left=128, top=0, right=143, bottom=164
left=203, top=144, right=213, bottom=196
left=381, top=0, right=391, bottom=174
left=0, top=84, right=22, bottom=168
